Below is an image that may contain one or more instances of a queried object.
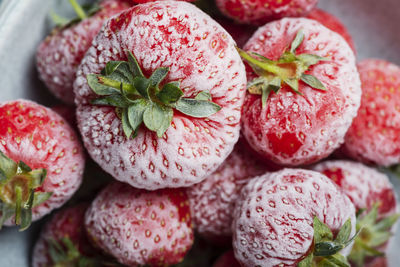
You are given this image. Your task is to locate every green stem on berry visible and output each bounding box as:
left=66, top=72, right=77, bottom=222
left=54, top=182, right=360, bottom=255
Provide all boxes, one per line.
left=68, top=0, right=87, bottom=20
left=0, top=151, right=51, bottom=231
left=87, top=51, right=221, bottom=139
left=238, top=30, right=329, bottom=108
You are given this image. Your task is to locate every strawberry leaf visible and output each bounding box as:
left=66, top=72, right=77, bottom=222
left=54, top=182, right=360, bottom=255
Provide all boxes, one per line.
left=143, top=104, right=173, bottom=137
left=176, top=98, right=221, bottom=118
left=0, top=151, right=17, bottom=182
left=127, top=100, right=148, bottom=132
left=32, top=192, right=53, bottom=207
left=335, top=219, right=352, bottom=244
left=313, top=216, right=333, bottom=243
left=195, top=91, right=212, bottom=101
left=127, top=51, right=144, bottom=78
left=301, top=74, right=326, bottom=90
left=284, top=78, right=301, bottom=94
left=290, top=29, right=304, bottom=53
left=297, top=54, right=328, bottom=66
left=87, top=74, right=120, bottom=96
left=298, top=253, right=313, bottom=267
left=121, top=108, right=134, bottom=138
left=261, top=77, right=281, bottom=109
left=149, top=67, right=169, bottom=88
left=157, top=82, right=184, bottom=105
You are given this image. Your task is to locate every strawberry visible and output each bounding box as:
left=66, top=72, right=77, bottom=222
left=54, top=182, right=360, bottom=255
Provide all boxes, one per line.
left=213, top=250, right=241, bottom=267
left=84, top=181, right=194, bottom=266
left=32, top=203, right=102, bottom=267
left=36, top=0, right=131, bottom=104
left=306, top=8, right=356, bottom=54
left=216, top=0, right=318, bottom=26
left=342, top=59, right=400, bottom=166
left=187, top=139, right=268, bottom=241
left=73, top=1, right=247, bottom=190
left=216, top=18, right=257, bottom=48
left=232, top=168, right=357, bottom=267
left=0, top=100, right=85, bottom=230
left=239, top=18, right=361, bottom=166
left=312, top=160, right=399, bottom=267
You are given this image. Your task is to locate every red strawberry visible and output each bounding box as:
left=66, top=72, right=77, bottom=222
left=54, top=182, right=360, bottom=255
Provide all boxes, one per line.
left=32, top=204, right=99, bottom=267
left=239, top=18, right=361, bottom=166
left=213, top=250, right=241, bottom=267
left=216, top=0, right=317, bottom=26
left=312, top=160, right=399, bottom=267
left=84, top=181, right=194, bottom=266
left=342, top=59, right=400, bottom=166
left=306, top=8, right=356, bottom=54
left=232, top=168, right=356, bottom=266
left=36, top=0, right=131, bottom=104
left=73, top=1, right=247, bottom=190
left=0, top=100, right=85, bottom=230
left=133, top=0, right=195, bottom=3
left=187, top=139, right=269, bottom=241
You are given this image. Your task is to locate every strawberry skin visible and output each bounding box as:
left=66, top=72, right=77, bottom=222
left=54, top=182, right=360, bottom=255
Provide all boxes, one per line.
left=74, top=1, right=247, bottom=190
left=232, top=168, right=356, bottom=266
left=0, top=100, right=85, bottom=225
left=241, top=18, right=361, bottom=166
left=312, top=160, right=397, bottom=218
left=84, top=181, right=194, bottom=266
left=36, top=0, right=131, bottom=104
left=307, top=8, right=356, bottom=54
left=32, top=204, right=96, bottom=267
left=216, top=0, right=317, bottom=26
left=343, top=59, right=400, bottom=166
left=187, top=139, right=269, bottom=240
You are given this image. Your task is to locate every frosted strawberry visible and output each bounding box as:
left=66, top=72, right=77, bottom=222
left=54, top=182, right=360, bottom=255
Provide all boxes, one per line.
left=232, top=169, right=357, bottom=267
left=240, top=18, right=361, bottom=166
left=312, top=160, right=399, bottom=267
left=307, top=8, right=356, bottom=53
left=36, top=0, right=131, bottom=104
left=342, top=59, right=400, bottom=166
left=32, top=204, right=102, bottom=267
left=216, top=0, right=317, bottom=26
left=187, top=139, right=268, bottom=240
left=74, top=1, right=246, bottom=190
left=0, top=100, right=85, bottom=230
left=216, top=18, right=257, bottom=48
left=85, top=181, right=194, bottom=266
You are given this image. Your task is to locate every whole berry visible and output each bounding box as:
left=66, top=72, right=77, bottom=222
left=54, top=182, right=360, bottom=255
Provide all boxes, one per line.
left=85, top=181, right=194, bottom=266
left=342, top=59, right=400, bottom=166
left=0, top=100, right=85, bottom=230
left=36, top=0, right=131, bottom=104
left=187, top=139, right=268, bottom=240
left=232, top=168, right=356, bottom=266
left=240, top=18, right=361, bottom=166
left=74, top=1, right=246, bottom=190
left=216, top=0, right=318, bottom=25
left=307, top=8, right=356, bottom=53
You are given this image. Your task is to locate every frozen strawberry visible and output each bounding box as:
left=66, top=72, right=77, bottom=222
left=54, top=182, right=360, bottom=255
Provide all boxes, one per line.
left=307, top=8, right=356, bottom=53
left=312, top=160, right=399, bottom=267
left=132, top=0, right=195, bottom=3
left=32, top=204, right=102, bottom=267
left=240, top=18, right=361, bottom=166
left=73, top=1, right=247, bottom=190
left=232, top=168, right=357, bottom=266
left=0, top=100, right=85, bottom=230
left=216, top=0, right=317, bottom=26
left=187, top=139, right=268, bottom=240
left=342, top=59, right=400, bottom=166
left=213, top=250, right=241, bottom=267
left=36, top=0, right=131, bottom=104
left=85, top=181, right=194, bottom=266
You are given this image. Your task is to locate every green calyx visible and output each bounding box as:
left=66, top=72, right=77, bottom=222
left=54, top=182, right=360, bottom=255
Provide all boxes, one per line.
left=298, top=216, right=358, bottom=267
left=348, top=204, right=400, bottom=267
left=50, top=0, right=100, bottom=28
left=0, top=151, right=51, bottom=231
left=87, top=51, right=221, bottom=139
left=237, top=30, right=328, bottom=108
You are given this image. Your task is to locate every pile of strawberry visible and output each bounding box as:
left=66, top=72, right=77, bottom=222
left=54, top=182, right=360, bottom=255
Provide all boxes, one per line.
left=1, top=0, right=399, bottom=266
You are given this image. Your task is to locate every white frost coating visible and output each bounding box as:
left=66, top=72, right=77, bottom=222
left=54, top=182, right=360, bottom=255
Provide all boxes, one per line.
left=241, top=18, right=361, bottom=166
left=312, top=160, right=398, bottom=218
left=73, top=1, right=246, bottom=190
left=232, top=168, right=356, bottom=267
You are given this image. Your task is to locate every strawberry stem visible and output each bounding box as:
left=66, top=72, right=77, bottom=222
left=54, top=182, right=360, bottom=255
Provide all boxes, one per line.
left=68, top=0, right=87, bottom=20
left=14, top=186, right=22, bottom=225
